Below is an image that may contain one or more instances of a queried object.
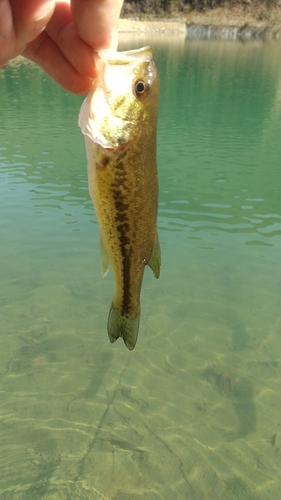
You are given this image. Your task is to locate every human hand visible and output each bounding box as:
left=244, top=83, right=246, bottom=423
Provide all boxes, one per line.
left=0, top=0, right=124, bottom=94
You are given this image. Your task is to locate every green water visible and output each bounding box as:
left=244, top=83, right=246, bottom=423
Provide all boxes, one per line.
left=0, top=35, right=281, bottom=499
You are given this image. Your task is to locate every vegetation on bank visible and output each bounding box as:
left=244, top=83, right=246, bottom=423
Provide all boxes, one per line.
left=121, top=0, right=281, bottom=20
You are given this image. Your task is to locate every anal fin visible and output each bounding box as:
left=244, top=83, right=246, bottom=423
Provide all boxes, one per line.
left=100, top=237, right=110, bottom=277
left=147, top=232, right=161, bottom=278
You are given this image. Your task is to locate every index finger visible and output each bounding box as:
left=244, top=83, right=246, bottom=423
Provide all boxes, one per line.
left=71, top=0, right=123, bottom=50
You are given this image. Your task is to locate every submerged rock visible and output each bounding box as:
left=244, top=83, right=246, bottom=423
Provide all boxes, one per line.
left=186, top=23, right=279, bottom=41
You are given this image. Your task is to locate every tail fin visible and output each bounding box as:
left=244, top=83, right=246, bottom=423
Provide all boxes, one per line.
left=107, top=303, right=140, bottom=351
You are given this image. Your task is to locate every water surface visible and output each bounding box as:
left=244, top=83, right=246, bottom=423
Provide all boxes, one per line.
left=0, top=36, right=281, bottom=499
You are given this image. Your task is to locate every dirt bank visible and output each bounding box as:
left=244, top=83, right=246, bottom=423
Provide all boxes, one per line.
left=118, top=4, right=281, bottom=38
left=118, top=18, right=186, bottom=34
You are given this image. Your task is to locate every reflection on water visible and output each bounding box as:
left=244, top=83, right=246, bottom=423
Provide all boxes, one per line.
left=0, top=37, right=281, bottom=499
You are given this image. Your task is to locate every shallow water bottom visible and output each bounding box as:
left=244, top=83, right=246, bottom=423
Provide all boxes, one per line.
left=1, top=231, right=280, bottom=499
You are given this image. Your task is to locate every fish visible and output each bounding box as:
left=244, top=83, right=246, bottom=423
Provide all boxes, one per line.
left=78, top=47, right=160, bottom=351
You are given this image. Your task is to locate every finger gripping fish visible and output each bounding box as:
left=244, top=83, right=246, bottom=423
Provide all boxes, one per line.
left=79, top=46, right=160, bottom=351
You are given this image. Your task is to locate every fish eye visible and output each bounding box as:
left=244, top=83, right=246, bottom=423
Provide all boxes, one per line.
left=134, top=79, right=148, bottom=98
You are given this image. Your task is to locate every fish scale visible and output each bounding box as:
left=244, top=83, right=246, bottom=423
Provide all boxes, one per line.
left=79, top=47, right=160, bottom=350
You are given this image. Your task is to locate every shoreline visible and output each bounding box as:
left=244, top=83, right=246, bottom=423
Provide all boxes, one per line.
left=118, top=5, right=281, bottom=39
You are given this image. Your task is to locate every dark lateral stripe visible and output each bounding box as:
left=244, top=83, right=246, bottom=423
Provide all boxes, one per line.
left=112, top=159, right=132, bottom=314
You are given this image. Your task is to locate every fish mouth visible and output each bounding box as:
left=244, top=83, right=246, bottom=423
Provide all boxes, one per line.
left=79, top=84, right=139, bottom=150
left=79, top=47, right=152, bottom=151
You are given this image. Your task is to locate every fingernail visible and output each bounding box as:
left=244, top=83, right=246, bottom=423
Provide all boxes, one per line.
left=33, top=0, right=55, bottom=22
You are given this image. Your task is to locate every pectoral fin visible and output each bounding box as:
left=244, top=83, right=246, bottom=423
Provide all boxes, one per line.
left=100, top=237, right=110, bottom=277
left=147, top=232, right=161, bottom=278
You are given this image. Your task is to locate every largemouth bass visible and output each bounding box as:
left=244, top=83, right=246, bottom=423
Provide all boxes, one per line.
left=79, top=47, right=160, bottom=351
